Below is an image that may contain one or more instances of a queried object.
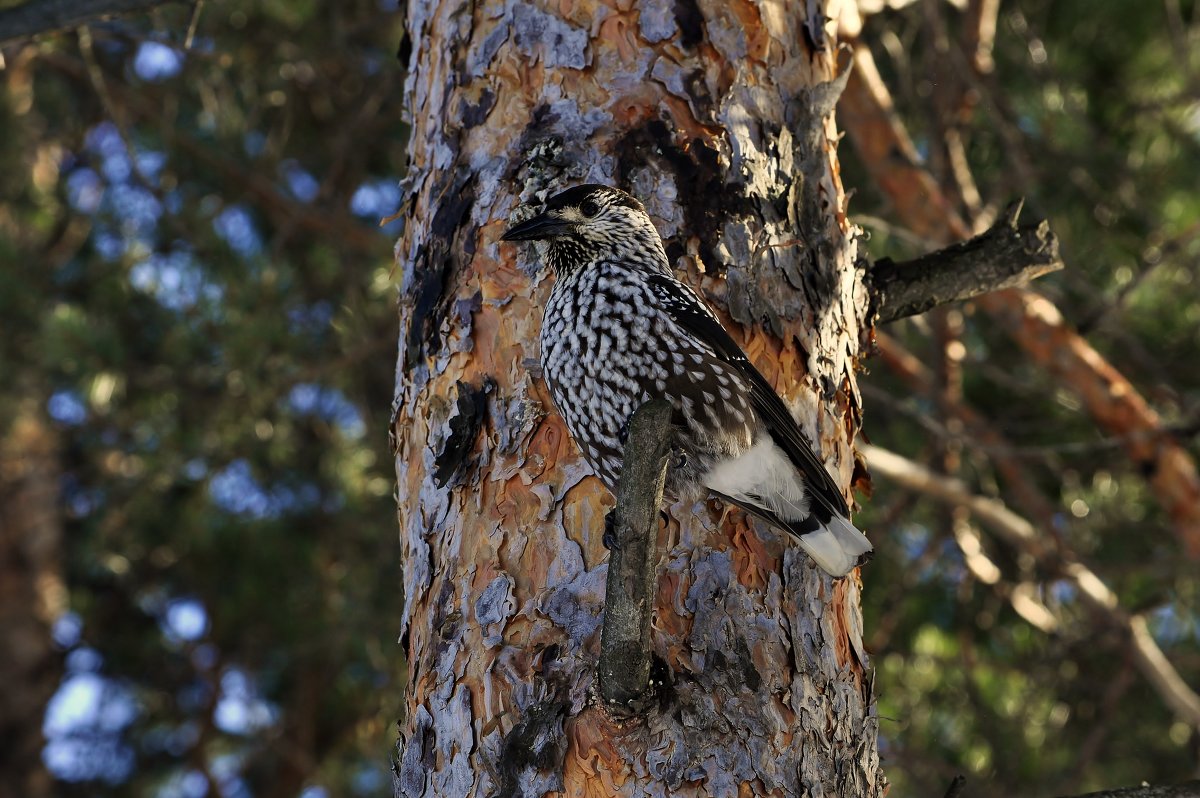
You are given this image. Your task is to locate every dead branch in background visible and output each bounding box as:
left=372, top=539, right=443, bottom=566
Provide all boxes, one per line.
left=976, top=288, right=1200, bottom=556
left=864, top=444, right=1200, bottom=729
left=837, top=5, right=1200, bottom=556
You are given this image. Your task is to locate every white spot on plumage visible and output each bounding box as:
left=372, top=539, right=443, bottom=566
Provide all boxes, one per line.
left=702, top=439, right=872, bottom=576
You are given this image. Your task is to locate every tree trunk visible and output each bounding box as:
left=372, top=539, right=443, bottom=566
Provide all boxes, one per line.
left=0, top=406, right=63, bottom=798
left=391, top=1, right=883, bottom=795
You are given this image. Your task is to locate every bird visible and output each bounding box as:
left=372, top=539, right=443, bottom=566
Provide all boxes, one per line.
left=501, top=184, right=872, bottom=577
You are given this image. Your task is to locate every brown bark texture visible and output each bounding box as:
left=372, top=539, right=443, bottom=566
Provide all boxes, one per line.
left=0, top=408, right=64, bottom=798
left=391, top=1, right=883, bottom=796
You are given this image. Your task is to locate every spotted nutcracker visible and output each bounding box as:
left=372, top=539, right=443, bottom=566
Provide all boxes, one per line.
left=501, top=184, right=871, bottom=577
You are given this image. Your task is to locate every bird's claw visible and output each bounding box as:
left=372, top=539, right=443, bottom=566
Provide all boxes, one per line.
left=617, top=416, right=631, bottom=446
left=603, top=509, right=620, bottom=551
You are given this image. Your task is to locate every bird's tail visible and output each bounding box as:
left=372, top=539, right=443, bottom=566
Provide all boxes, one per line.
left=795, top=514, right=872, bottom=577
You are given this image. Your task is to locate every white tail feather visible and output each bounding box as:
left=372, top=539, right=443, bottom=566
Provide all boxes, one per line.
left=797, top=515, right=873, bottom=577
left=701, top=438, right=872, bottom=576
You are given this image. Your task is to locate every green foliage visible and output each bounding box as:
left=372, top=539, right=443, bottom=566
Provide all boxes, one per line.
left=851, top=1, right=1200, bottom=796
left=1, top=0, right=407, bottom=793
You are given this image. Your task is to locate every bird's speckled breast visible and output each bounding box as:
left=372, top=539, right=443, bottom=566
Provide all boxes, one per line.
left=539, top=261, right=755, bottom=494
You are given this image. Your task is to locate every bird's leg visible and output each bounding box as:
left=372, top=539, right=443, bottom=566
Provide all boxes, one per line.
left=603, top=509, right=620, bottom=551
left=617, top=414, right=632, bottom=446
left=714, top=497, right=736, bottom=528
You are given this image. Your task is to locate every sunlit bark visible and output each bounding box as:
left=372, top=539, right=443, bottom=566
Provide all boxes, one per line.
left=391, top=1, right=883, bottom=794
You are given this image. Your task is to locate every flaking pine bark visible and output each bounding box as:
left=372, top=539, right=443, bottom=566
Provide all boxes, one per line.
left=391, top=0, right=884, bottom=795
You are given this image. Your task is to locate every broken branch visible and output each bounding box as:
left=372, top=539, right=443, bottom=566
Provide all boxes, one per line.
left=597, top=399, right=672, bottom=716
left=868, top=200, right=1063, bottom=324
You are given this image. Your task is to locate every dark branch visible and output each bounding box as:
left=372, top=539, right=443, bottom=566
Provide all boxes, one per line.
left=597, top=399, right=672, bottom=716
left=0, top=0, right=184, bottom=47
left=1058, top=782, right=1200, bottom=798
left=942, top=775, right=967, bottom=798
left=868, top=199, right=1063, bottom=324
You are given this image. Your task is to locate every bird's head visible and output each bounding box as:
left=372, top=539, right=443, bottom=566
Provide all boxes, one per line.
left=501, top=184, right=668, bottom=273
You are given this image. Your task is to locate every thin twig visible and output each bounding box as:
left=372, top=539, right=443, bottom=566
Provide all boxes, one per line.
left=855, top=214, right=938, bottom=250
left=1077, top=219, right=1200, bottom=335
left=77, top=25, right=149, bottom=188
left=183, top=0, right=202, bottom=49
left=1068, top=658, right=1134, bottom=787
left=597, top=399, right=672, bottom=716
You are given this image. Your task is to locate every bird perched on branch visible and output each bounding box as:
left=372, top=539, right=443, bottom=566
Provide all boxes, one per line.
left=501, top=184, right=871, bottom=577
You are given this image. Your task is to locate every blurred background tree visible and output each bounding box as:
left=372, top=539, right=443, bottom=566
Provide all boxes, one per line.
left=0, top=0, right=1196, bottom=796
left=1, top=1, right=408, bottom=796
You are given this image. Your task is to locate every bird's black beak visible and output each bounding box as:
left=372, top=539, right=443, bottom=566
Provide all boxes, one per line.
left=501, top=212, right=572, bottom=242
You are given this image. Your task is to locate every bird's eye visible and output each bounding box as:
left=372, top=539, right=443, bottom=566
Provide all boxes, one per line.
left=580, top=199, right=600, bottom=218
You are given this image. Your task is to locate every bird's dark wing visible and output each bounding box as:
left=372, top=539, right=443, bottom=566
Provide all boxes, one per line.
left=645, top=272, right=851, bottom=520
